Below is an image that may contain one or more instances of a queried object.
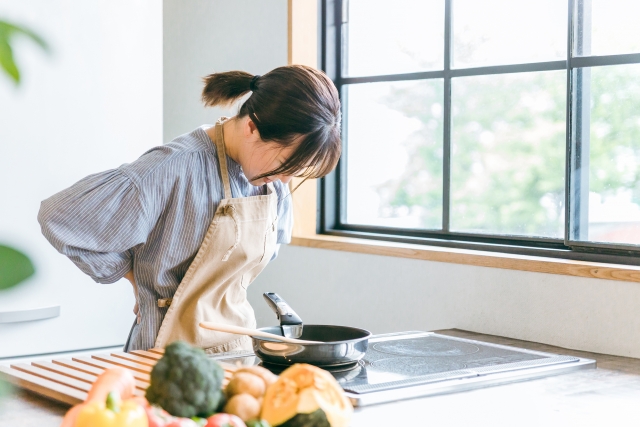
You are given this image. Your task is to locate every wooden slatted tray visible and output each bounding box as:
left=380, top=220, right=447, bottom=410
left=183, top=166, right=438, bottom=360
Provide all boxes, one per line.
left=0, top=348, right=238, bottom=406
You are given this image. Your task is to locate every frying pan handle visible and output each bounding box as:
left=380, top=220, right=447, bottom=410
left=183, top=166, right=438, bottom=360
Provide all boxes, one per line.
left=263, top=292, right=303, bottom=326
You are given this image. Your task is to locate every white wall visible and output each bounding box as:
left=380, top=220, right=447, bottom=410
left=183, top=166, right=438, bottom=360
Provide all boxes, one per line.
left=249, top=246, right=640, bottom=358
left=0, top=0, right=162, bottom=357
left=163, top=0, right=288, bottom=143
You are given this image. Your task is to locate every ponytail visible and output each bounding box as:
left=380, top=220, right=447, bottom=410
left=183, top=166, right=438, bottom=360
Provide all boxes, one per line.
left=201, top=71, right=254, bottom=107
left=201, top=65, right=342, bottom=180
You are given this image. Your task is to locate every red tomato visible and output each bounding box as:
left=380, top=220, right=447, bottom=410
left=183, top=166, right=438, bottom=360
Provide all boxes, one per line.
left=164, top=419, right=201, bottom=427
left=143, top=403, right=199, bottom=427
left=205, top=413, right=247, bottom=427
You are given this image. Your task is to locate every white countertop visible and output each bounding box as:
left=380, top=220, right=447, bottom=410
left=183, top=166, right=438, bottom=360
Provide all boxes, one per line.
left=1, top=330, right=639, bottom=427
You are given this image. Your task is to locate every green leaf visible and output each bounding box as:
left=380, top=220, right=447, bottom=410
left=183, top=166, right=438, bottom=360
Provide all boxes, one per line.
left=0, top=21, right=49, bottom=52
left=0, top=19, right=50, bottom=85
left=0, top=245, right=35, bottom=290
left=0, top=39, right=19, bottom=83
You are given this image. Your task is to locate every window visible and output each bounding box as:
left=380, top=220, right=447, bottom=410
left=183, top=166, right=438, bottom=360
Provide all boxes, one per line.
left=319, top=0, right=640, bottom=264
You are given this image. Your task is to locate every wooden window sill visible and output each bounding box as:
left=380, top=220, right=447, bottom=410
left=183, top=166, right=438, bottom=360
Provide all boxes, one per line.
left=289, top=233, right=640, bottom=284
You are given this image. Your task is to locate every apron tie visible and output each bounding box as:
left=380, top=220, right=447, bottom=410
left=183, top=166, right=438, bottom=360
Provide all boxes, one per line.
left=221, top=204, right=241, bottom=262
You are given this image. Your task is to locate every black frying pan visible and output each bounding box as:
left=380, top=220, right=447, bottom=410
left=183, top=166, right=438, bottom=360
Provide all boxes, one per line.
left=251, top=293, right=371, bottom=367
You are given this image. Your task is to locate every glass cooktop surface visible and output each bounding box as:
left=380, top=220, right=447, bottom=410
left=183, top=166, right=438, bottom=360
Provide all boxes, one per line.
left=213, top=331, right=595, bottom=406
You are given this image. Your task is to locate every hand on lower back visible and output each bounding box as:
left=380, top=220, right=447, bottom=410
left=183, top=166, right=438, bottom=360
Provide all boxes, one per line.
left=125, top=270, right=140, bottom=322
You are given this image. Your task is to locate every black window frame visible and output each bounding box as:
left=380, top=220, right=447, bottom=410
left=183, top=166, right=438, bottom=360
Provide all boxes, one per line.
left=318, top=0, right=640, bottom=266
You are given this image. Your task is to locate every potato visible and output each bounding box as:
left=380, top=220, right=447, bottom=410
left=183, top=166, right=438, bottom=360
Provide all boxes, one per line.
left=227, top=372, right=266, bottom=398
left=235, top=366, right=278, bottom=387
left=223, top=393, right=261, bottom=422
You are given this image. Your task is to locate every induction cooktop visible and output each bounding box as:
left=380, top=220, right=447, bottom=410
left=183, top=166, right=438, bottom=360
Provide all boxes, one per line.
left=212, top=331, right=596, bottom=407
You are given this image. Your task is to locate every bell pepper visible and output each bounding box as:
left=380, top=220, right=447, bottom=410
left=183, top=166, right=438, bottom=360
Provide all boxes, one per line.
left=61, top=367, right=138, bottom=427
left=75, top=391, right=147, bottom=427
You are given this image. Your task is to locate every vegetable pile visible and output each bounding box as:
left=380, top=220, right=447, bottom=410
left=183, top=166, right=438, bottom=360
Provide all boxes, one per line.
left=61, top=341, right=353, bottom=427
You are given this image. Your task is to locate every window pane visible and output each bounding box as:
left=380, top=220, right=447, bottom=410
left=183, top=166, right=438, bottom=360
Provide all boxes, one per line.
left=453, top=0, right=567, bottom=68
left=571, top=64, right=640, bottom=245
left=451, top=71, right=566, bottom=237
left=344, top=0, right=444, bottom=77
left=345, top=80, right=444, bottom=229
left=574, top=0, right=640, bottom=57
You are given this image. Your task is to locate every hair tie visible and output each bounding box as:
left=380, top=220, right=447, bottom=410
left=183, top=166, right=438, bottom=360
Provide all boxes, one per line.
left=249, top=75, right=261, bottom=91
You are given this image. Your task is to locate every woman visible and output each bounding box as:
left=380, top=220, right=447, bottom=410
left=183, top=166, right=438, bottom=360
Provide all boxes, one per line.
left=38, top=65, right=341, bottom=353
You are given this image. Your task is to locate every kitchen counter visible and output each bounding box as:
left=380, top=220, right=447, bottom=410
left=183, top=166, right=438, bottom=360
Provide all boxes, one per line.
left=1, top=329, right=639, bottom=427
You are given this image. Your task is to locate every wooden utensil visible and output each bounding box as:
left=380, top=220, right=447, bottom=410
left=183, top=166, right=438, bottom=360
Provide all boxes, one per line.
left=199, top=321, right=323, bottom=344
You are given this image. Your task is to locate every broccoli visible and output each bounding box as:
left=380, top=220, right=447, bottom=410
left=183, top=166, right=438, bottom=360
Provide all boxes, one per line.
left=146, top=341, right=225, bottom=418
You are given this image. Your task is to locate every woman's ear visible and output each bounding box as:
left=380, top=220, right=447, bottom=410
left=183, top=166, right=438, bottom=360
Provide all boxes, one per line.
left=245, top=117, right=259, bottom=137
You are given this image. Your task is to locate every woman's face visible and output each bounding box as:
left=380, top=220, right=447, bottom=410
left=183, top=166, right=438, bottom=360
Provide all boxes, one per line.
left=242, top=140, right=297, bottom=186
left=238, top=119, right=299, bottom=186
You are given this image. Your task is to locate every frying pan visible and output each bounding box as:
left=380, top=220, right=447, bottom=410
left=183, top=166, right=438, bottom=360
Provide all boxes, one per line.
left=252, top=293, right=371, bottom=367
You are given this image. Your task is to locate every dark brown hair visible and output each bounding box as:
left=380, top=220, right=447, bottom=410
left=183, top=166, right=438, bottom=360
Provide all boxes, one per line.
left=201, top=65, right=341, bottom=181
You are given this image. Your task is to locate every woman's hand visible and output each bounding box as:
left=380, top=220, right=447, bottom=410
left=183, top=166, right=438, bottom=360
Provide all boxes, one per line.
left=124, top=270, right=141, bottom=324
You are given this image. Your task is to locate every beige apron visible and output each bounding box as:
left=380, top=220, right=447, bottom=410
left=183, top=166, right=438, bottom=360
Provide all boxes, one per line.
left=154, top=118, right=279, bottom=354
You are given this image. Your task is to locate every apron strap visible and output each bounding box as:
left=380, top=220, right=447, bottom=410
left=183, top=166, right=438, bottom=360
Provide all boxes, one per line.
left=214, top=118, right=233, bottom=200
left=221, top=205, right=242, bottom=262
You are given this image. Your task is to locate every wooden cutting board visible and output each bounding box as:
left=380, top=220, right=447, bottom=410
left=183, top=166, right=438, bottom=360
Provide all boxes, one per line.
left=0, top=348, right=237, bottom=406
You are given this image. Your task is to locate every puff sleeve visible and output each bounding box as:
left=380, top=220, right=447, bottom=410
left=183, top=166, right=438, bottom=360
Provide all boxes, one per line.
left=38, top=169, right=152, bottom=284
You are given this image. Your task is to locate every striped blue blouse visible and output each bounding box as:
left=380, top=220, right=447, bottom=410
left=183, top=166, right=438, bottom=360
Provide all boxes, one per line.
left=38, top=126, right=293, bottom=351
